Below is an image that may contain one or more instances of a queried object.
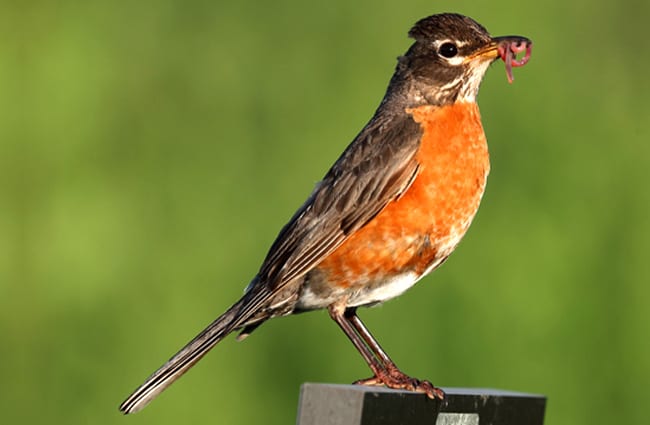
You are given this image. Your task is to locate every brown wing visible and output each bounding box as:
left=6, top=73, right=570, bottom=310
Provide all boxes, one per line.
left=256, top=111, right=423, bottom=290
left=117, top=111, right=424, bottom=415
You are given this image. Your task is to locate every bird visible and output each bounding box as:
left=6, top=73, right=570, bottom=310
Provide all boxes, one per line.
left=119, top=12, right=532, bottom=414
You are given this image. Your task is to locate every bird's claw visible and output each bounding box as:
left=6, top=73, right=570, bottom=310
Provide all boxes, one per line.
left=354, top=371, right=445, bottom=400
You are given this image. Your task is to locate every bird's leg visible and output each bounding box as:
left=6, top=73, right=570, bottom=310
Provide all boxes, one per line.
left=346, top=308, right=445, bottom=400
left=328, top=304, right=389, bottom=381
left=328, top=304, right=445, bottom=400
left=345, top=309, right=398, bottom=370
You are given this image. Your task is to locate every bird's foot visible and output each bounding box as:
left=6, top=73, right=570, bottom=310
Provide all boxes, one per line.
left=353, top=369, right=445, bottom=400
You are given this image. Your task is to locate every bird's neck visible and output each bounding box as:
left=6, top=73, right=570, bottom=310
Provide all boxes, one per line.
left=380, top=56, right=488, bottom=110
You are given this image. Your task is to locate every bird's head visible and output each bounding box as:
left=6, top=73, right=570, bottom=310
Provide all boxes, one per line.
left=392, top=13, right=532, bottom=106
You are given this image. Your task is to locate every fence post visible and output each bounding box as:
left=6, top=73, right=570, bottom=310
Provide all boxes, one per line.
left=296, top=384, right=546, bottom=425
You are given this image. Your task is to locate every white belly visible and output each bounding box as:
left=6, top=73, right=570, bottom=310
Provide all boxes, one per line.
left=347, top=271, right=421, bottom=307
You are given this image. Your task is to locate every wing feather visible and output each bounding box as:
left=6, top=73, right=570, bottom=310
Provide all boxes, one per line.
left=257, top=111, right=423, bottom=290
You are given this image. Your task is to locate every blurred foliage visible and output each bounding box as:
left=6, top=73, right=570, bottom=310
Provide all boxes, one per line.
left=2, top=0, right=649, bottom=424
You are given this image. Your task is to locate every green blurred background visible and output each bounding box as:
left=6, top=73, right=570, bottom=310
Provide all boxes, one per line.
left=3, top=0, right=649, bottom=424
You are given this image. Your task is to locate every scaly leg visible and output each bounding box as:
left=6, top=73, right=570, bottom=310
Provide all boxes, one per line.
left=328, top=305, right=444, bottom=400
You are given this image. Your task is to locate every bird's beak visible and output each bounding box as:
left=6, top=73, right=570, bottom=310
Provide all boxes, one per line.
left=466, top=35, right=532, bottom=83
left=468, top=36, right=532, bottom=63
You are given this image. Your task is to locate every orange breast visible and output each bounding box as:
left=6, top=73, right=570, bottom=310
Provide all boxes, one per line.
left=317, top=102, right=490, bottom=288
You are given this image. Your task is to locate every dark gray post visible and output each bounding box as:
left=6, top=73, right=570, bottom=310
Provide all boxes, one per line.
left=296, top=384, right=546, bottom=425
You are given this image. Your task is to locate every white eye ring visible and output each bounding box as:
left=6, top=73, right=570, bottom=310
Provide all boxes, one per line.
left=434, top=40, right=468, bottom=66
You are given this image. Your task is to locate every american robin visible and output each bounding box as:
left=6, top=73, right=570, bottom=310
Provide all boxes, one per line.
left=119, top=13, right=532, bottom=414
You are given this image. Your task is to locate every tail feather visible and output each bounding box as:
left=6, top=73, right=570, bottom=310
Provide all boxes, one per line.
left=119, top=287, right=271, bottom=414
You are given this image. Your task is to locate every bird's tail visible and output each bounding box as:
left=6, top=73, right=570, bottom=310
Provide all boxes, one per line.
left=119, top=287, right=270, bottom=414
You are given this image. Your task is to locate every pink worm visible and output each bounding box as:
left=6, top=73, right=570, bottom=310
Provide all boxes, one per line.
left=498, top=41, right=532, bottom=83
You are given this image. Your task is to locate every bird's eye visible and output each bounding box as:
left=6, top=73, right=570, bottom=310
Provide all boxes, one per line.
left=438, top=42, right=458, bottom=58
